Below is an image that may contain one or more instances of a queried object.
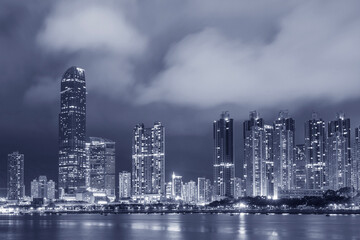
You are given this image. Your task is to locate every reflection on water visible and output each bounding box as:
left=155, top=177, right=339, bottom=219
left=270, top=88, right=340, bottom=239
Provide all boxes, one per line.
left=0, top=214, right=359, bottom=240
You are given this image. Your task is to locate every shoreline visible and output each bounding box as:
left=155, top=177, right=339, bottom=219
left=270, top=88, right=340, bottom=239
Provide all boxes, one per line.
left=1, top=209, right=360, bottom=216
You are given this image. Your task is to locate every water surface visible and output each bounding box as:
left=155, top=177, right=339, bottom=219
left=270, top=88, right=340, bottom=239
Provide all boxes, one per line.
left=0, top=214, right=359, bottom=240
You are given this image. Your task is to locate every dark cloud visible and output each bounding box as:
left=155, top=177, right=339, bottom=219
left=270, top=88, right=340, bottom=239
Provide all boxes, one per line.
left=0, top=0, right=359, bottom=195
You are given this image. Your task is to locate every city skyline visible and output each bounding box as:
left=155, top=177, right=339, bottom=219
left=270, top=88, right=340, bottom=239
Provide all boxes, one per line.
left=1, top=1, right=360, bottom=239
left=5, top=89, right=360, bottom=197
left=1, top=1, right=360, bottom=197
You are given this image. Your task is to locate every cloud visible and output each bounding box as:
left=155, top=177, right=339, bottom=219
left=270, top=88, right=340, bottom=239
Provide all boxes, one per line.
left=27, top=0, right=147, bottom=102
left=137, top=1, right=360, bottom=108
left=37, top=0, right=146, bottom=55
left=24, top=77, right=58, bottom=104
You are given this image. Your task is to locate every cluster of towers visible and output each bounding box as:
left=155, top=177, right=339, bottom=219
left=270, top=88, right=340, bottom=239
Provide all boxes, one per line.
left=214, top=110, right=359, bottom=200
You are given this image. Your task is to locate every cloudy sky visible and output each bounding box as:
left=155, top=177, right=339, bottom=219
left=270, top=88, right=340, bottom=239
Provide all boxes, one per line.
left=1, top=0, right=360, bottom=194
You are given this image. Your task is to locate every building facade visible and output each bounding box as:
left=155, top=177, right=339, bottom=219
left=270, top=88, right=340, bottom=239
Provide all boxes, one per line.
left=273, top=111, right=295, bottom=198
left=264, top=124, right=274, bottom=197
left=327, top=113, right=351, bottom=190
left=58, top=66, right=87, bottom=198
left=234, top=177, right=243, bottom=198
left=304, top=113, right=327, bottom=190
left=119, top=171, right=131, bottom=199
left=243, top=111, right=267, bottom=197
left=86, top=137, right=116, bottom=200
left=183, top=180, right=197, bottom=204
left=7, top=151, right=25, bottom=200
left=352, top=127, right=360, bottom=191
left=132, top=122, right=165, bottom=197
left=295, top=144, right=306, bottom=190
left=165, top=182, right=173, bottom=199
left=31, top=176, right=56, bottom=200
left=172, top=173, right=183, bottom=200
left=197, top=178, right=206, bottom=203
left=213, top=111, right=235, bottom=198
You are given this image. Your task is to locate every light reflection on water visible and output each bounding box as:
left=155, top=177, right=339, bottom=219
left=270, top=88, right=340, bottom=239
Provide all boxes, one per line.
left=0, top=214, right=359, bottom=240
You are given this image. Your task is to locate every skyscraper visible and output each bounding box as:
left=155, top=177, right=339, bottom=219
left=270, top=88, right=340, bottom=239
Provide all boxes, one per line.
left=197, top=177, right=213, bottom=203
left=47, top=180, right=56, bottom=200
left=86, top=137, right=116, bottom=200
left=31, top=176, right=56, bottom=200
left=119, top=171, right=131, bottom=199
left=7, top=151, right=25, bottom=201
left=197, top=177, right=206, bottom=203
left=183, top=180, right=197, bottom=204
left=273, top=111, right=295, bottom=198
left=58, top=66, right=87, bottom=198
left=352, top=127, right=360, bottom=191
left=243, top=111, right=267, bottom=197
left=264, top=124, right=274, bottom=197
left=304, top=113, right=327, bottom=189
left=204, top=179, right=213, bottom=202
left=327, top=113, right=351, bottom=190
left=234, top=177, right=243, bottom=198
left=172, top=173, right=183, bottom=200
left=295, top=144, right=306, bottom=190
left=132, top=122, right=165, bottom=197
left=213, top=111, right=235, bottom=199
left=165, top=182, right=173, bottom=199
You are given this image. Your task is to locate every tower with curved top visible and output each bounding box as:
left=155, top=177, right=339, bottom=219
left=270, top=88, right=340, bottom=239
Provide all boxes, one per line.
left=58, top=66, right=87, bottom=198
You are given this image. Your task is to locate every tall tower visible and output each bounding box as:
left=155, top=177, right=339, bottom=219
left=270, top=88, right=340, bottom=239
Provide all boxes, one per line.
left=213, top=111, right=235, bottom=198
left=327, top=113, right=351, bottom=190
left=243, top=111, right=267, bottom=197
left=58, top=66, right=87, bottom=198
left=304, top=112, right=327, bottom=189
left=273, top=111, right=295, bottom=198
left=7, top=151, right=25, bottom=200
left=264, top=124, right=274, bottom=197
left=352, top=127, right=360, bottom=191
left=132, top=122, right=165, bottom=197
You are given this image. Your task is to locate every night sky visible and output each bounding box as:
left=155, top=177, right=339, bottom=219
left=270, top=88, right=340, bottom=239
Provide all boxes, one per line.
left=1, top=0, right=360, bottom=195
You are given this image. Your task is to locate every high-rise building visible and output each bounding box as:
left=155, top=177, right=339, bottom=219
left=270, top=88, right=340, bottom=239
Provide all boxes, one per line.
left=86, top=137, right=116, bottom=200
left=197, top=178, right=206, bottom=203
left=273, top=111, right=295, bottom=198
left=132, top=122, right=165, bottom=197
left=7, top=151, right=25, bottom=200
left=119, top=171, right=131, bottom=199
left=183, top=180, right=197, bottom=204
left=213, top=111, right=235, bottom=199
left=327, top=113, right=351, bottom=190
left=165, top=182, right=173, bottom=199
left=58, top=66, right=87, bottom=198
left=295, top=144, right=306, bottom=190
left=172, top=173, right=183, bottom=200
left=47, top=180, right=56, bottom=200
left=304, top=113, right=327, bottom=189
left=234, top=177, right=243, bottom=198
left=243, top=111, right=267, bottom=197
left=197, top=178, right=213, bottom=203
left=352, top=127, right=360, bottom=191
left=204, top=179, right=213, bottom=202
left=31, top=176, right=56, bottom=200
left=264, top=124, right=274, bottom=197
